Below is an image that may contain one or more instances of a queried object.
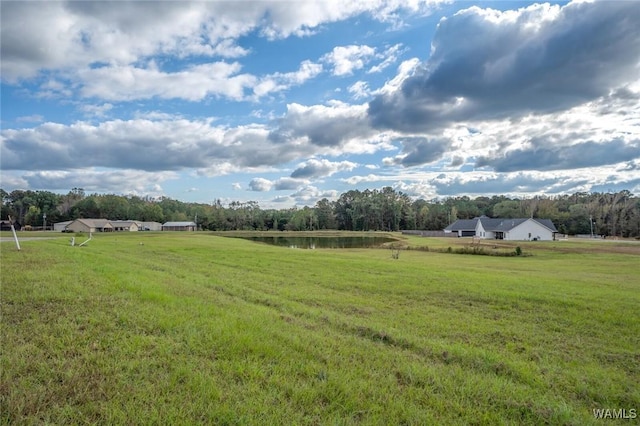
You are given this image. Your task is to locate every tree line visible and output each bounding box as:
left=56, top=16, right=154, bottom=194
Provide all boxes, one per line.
left=2, top=187, right=639, bottom=237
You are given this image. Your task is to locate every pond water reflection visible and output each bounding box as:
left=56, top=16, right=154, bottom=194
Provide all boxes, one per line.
left=231, top=235, right=396, bottom=249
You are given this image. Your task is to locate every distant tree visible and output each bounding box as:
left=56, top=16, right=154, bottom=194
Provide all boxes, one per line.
left=141, top=203, right=164, bottom=223
left=315, top=198, right=337, bottom=229
left=566, top=204, right=591, bottom=235
left=57, top=189, right=85, bottom=220
left=24, top=205, right=41, bottom=226
left=98, top=195, right=130, bottom=219
left=286, top=207, right=315, bottom=231
left=71, top=196, right=101, bottom=218
left=492, top=200, right=522, bottom=218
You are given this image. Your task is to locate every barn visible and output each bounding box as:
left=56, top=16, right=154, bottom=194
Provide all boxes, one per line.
left=162, top=221, right=197, bottom=231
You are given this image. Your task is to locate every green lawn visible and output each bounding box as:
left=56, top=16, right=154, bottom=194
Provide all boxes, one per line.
left=2, top=232, right=639, bottom=425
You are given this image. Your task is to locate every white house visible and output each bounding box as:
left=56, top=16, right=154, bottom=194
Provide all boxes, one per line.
left=445, top=216, right=557, bottom=241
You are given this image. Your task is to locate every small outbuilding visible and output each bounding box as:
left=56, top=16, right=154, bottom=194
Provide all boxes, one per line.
left=162, top=221, right=197, bottom=231
left=445, top=216, right=557, bottom=241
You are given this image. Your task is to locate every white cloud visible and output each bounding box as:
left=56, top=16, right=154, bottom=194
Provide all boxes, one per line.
left=322, top=45, right=376, bottom=76
left=248, top=177, right=273, bottom=191
left=348, top=81, right=371, bottom=100
left=368, top=44, right=405, bottom=74
left=79, top=103, right=113, bottom=118
left=291, top=158, right=358, bottom=179
left=1, top=0, right=447, bottom=82
left=290, top=185, right=338, bottom=204
left=252, top=60, right=323, bottom=98
left=78, top=62, right=255, bottom=102
left=372, top=58, right=421, bottom=96
left=37, top=79, right=74, bottom=99
left=260, top=0, right=446, bottom=39
left=16, top=115, right=44, bottom=123
left=31, top=58, right=322, bottom=103
left=342, top=173, right=387, bottom=185
left=274, top=177, right=308, bottom=190
left=12, top=169, right=176, bottom=195
left=369, top=1, right=640, bottom=132
left=1, top=119, right=307, bottom=172
left=391, top=180, right=438, bottom=199
left=133, top=111, right=184, bottom=121
left=270, top=101, right=377, bottom=150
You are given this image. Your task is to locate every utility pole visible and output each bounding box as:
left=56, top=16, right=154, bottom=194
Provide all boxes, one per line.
left=590, top=215, right=594, bottom=238
left=43, top=212, right=46, bottom=232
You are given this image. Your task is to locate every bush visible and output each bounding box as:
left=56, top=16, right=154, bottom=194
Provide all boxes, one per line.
left=515, top=246, right=522, bottom=256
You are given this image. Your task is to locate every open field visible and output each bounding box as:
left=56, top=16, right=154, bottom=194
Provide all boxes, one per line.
left=1, top=232, right=639, bottom=424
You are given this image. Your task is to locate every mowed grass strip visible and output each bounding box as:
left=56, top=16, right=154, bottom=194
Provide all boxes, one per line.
left=1, top=233, right=639, bottom=425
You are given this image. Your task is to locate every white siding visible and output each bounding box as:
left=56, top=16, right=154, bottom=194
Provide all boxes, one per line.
left=505, top=219, right=554, bottom=241
left=475, top=221, right=496, bottom=239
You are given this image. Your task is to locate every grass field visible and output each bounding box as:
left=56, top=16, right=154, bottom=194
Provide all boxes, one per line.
left=1, top=232, right=639, bottom=424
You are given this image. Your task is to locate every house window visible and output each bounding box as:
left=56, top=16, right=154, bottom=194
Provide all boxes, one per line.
left=528, top=233, right=531, bottom=239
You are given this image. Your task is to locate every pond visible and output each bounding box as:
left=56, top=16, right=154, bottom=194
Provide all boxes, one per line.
left=230, top=235, right=397, bottom=249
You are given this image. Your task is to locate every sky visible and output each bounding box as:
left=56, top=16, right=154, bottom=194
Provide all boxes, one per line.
left=1, top=0, right=640, bottom=208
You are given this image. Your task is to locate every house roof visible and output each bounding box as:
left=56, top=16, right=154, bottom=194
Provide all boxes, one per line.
left=162, top=221, right=196, bottom=227
left=477, top=217, right=508, bottom=230
left=446, top=217, right=558, bottom=232
left=529, top=218, right=558, bottom=232
left=73, top=218, right=112, bottom=228
left=54, top=220, right=73, bottom=226
left=110, top=220, right=141, bottom=226
left=491, top=218, right=529, bottom=231
left=444, top=218, right=478, bottom=231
